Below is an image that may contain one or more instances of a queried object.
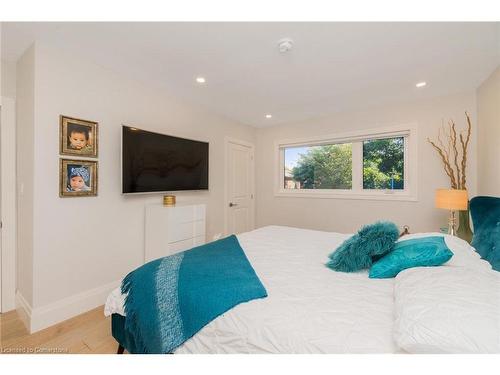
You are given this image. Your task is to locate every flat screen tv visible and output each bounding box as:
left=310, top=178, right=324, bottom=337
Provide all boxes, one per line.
left=122, top=126, right=209, bottom=194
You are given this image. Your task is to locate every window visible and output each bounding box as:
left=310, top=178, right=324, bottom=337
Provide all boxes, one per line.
left=363, top=137, right=404, bottom=190
left=276, top=125, right=416, bottom=200
left=284, top=143, right=352, bottom=190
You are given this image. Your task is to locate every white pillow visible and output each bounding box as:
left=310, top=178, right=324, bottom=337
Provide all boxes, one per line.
left=394, top=266, right=500, bottom=353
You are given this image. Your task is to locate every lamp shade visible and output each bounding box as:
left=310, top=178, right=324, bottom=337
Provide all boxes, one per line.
left=435, top=189, right=468, bottom=210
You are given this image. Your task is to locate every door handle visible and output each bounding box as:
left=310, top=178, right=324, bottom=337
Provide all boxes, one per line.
left=229, top=202, right=238, bottom=207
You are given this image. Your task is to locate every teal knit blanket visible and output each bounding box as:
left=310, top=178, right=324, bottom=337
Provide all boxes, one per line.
left=121, top=235, right=268, bottom=354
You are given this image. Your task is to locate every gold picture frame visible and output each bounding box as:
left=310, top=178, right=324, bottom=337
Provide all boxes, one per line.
left=60, top=159, right=98, bottom=197
left=60, top=115, right=98, bottom=158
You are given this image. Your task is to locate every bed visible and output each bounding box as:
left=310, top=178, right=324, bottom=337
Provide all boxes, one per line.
left=105, top=225, right=500, bottom=354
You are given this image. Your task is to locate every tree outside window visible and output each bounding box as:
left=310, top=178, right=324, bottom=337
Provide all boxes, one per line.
left=363, top=137, right=404, bottom=190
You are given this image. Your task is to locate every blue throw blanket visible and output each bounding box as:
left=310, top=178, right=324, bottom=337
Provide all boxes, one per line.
left=121, top=235, right=268, bottom=354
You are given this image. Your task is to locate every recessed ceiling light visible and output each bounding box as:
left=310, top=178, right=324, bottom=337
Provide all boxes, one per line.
left=265, top=114, right=272, bottom=119
left=196, top=77, right=206, bottom=84
left=416, top=81, right=427, bottom=88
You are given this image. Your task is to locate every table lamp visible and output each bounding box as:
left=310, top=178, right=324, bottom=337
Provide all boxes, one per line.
left=435, top=189, right=468, bottom=236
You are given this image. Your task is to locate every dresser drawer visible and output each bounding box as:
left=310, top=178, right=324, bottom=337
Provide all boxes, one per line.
left=167, top=204, right=206, bottom=224
left=192, top=235, right=205, bottom=246
left=145, top=203, right=206, bottom=263
left=169, top=235, right=206, bottom=255
left=168, top=220, right=205, bottom=243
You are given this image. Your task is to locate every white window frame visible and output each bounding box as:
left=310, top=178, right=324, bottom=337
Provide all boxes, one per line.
left=275, top=124, right=418, bottom=201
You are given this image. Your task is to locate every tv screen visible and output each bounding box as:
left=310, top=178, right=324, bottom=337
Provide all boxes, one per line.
left=122, top=126, right=209, bottom=193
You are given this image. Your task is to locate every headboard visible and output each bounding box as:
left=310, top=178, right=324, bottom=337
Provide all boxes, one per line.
left=470, top=196, right=500, bottom=271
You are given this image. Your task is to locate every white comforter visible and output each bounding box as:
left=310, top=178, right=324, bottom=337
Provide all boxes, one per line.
left=393, top=234, right=499, bottom=353
left=395, top=267, right=500, bottom=353
left=104, top=226, right=499, bottom=353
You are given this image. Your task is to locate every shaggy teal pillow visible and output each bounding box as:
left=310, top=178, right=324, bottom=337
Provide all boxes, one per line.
left=326, top=221, right=399, bottom=272
left=369, top=236, right=453, bottom=278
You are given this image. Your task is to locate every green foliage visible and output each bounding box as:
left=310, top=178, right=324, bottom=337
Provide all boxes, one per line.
left=363, top=138, right=404, bottom=189
left=292, top=143, right=352, bottom=189
left=289, top=137, right=404, bottom=191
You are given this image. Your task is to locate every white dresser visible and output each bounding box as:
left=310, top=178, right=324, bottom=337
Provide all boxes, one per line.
left=144, top=203, right=206, bottom=262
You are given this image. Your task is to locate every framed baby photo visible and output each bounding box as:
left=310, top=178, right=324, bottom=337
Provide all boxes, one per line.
left=60, top=159, right=98, bottom=197
left=60, top=115, right=98, bottom=158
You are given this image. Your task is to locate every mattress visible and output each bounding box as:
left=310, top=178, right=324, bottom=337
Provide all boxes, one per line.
left=105, top=225, right=498, bottom=353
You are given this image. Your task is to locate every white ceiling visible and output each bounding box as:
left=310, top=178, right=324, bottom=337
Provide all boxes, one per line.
left=2, top=22, right=499, bottom=127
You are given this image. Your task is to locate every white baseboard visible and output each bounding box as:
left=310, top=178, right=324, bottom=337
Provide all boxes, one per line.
left=17, top=280, right=121, bottom=333
left=15, top=291, right=32, bottom=332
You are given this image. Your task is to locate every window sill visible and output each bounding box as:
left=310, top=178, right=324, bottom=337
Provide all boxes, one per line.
left=274, top=190, right=418, bottom=202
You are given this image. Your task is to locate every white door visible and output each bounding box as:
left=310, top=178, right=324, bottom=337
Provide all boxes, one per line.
left=226, top=140, right=254, bottom=235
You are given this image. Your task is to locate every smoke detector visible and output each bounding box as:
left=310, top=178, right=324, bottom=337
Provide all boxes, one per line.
left=277, top=38, right=294, bottom=53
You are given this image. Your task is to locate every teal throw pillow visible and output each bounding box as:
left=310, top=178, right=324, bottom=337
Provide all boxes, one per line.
left=369, top=236, right=453, bottom=279
left=326, top=221, right=399, bottom=272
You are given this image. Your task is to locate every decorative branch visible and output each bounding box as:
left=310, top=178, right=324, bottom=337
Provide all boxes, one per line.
left=438, top=124, right=452, bottom=167
left=427, top=138, right=458, bottom=188
left=428, top=111, right=472, bottom=190
left=459, top=111, right=472, bottom=189
left=450, top=120, right=462, bottom=189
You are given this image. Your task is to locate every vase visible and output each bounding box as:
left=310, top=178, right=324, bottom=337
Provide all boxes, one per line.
left=457, top=207, right=473, bottom=244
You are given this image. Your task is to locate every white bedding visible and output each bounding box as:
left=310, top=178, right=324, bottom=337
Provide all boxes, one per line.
left=104, top=225, right=499, bottom=353
left=394, top=267, right=500, bottom=353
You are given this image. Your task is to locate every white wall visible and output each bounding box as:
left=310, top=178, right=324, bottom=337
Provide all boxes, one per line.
left=1, top=23, right=2, bottom=96
left=1, top=59, right=16, bottom=99
left=17, top=42, right=255, bottom=328
left=16, top=45, right=35, bottom=308
left=477, top=65, right=500, bottom=197
left=1, top=99, right=17, bottom=313
left=1, top=59, right=18, bottom=313
left=255, top=92, right=478, bottom=234
left=0, top=56, right=17, bottom=312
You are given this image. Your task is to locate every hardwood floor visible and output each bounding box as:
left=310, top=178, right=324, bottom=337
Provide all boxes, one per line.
left=0, top=306, right=119, bottom=354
